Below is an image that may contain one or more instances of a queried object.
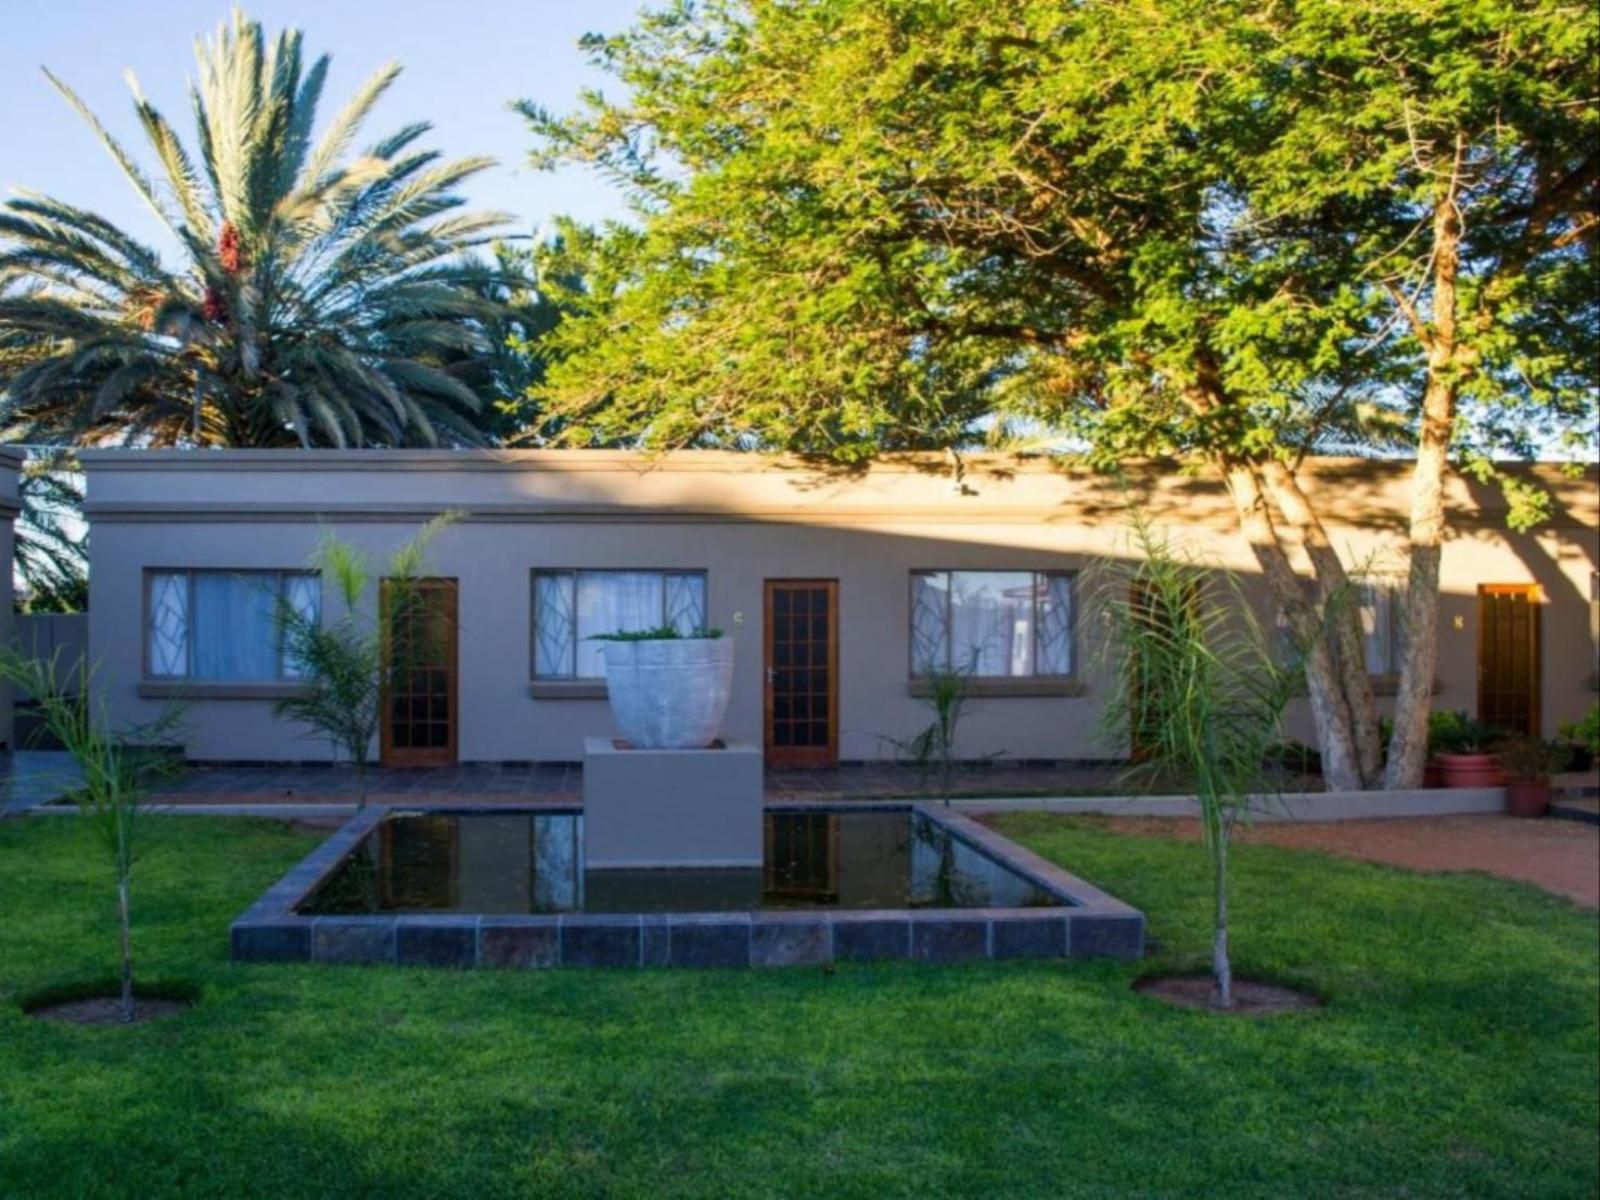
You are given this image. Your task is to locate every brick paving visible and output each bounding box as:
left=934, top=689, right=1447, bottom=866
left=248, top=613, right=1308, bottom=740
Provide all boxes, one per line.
left=146, top=760, right=1128, bottom=806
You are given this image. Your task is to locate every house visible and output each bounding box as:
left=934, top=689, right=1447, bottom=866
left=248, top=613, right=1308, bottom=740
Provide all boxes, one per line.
left=79, top=449, right=1599, bottom=767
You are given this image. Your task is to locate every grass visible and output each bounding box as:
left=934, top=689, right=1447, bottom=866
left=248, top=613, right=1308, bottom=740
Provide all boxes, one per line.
left=0, top=814, right=1594, bottom=1199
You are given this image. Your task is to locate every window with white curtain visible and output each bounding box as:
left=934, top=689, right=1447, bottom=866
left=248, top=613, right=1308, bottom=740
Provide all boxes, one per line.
left=532, top=570, right=708, bottom=679
left=146, top=570, right=320, bottom=681
left=1359, top=577, right=1408, bottom=675
left=910, top=570, right=1074, bottom=678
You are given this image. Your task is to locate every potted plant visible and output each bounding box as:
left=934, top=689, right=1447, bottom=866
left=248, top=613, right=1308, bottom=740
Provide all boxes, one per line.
left=1557, top=703, right=1599, bottom=773
left=1428, top=710, right=1505, bottom=788
left=1497, top=735, right=1572, bottom=818
left=595, top=625, right=731, bottom=749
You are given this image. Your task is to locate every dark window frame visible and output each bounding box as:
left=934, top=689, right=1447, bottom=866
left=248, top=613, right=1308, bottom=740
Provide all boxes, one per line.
left=907, top=568, right=1077, bottom=680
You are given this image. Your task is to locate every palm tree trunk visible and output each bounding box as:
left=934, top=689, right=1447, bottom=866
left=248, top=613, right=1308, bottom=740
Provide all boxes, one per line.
left=1212, top=825, right=1232, bottom=1010
left=117, top=875, right=135, bottom=1023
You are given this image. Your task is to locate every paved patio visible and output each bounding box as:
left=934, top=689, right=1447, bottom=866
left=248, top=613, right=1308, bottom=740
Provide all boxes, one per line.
left=132, top=759, right=1128, bottom=807
left=0, top=751, right=79, bottom=816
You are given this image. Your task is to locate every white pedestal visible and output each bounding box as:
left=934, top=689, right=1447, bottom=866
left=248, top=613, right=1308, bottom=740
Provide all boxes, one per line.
left=582, top=737, right=764, bottom=869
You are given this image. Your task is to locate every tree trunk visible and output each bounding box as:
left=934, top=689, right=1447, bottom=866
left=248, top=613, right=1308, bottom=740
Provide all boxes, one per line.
left=1223, top=465, right=1365, bottom=791
left=1386, top=197, right=1463, bottom=789
left=117, top=875, right=135, bottom=1023
left=1211, top=824, right=1232, bottom=1010
left=1261, top=460, right=1384, bottom=787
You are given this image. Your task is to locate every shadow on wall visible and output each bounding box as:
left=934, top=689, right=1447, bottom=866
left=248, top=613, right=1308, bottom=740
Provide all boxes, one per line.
left=12, top=612, right=87, bottom=749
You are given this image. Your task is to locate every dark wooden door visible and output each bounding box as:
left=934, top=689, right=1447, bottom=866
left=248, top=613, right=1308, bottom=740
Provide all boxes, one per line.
left=1477, top=584, right=1541, bottom=736
left=764, top=579, right=839, bottom=767
left=381, top=578, right=459, bottom=767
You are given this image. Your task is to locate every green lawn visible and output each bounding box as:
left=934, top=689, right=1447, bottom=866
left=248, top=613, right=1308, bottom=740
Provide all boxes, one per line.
left=1, top=814, right=1595, bottom=1199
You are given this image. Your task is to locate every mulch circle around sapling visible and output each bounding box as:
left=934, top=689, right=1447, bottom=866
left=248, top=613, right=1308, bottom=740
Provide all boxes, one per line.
left=28, top=996, right=191, bottom=1025
left=23, top=980, right=199, bottom=1026
left=1134, top=974, right=1321, bottom=1014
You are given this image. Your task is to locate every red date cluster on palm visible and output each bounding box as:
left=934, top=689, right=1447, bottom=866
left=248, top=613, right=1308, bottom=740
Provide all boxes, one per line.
left=202, top=285, right=228, bottom=325
left=218, top=221, right=243, bottom=274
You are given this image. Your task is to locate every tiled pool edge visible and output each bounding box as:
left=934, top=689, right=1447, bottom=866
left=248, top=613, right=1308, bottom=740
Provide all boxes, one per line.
left=230, top=803, right=1145, bottom=969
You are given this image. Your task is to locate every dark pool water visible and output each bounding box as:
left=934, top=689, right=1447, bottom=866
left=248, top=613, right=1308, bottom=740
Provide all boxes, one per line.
left=298, top=809, right=1064, bottom=915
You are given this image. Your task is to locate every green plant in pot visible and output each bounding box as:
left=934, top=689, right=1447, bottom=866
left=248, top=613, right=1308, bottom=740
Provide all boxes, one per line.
left=1557, top=703, right=1599, bottom=773
left=1427, top=710, right=1506, bottom=788
left=1497, top=735, right=1572, bottom=818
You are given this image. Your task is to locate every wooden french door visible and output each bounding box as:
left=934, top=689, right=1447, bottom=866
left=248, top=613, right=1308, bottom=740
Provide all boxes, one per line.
left=381, top=577, right=459, bottom=767
left=763, top=579, right=839, bottom=767
left=1477, top=584, right=1541, bottom=736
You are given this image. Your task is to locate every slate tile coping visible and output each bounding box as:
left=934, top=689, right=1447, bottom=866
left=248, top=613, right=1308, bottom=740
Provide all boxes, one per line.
left=230, top=802, right=1143, bottom=969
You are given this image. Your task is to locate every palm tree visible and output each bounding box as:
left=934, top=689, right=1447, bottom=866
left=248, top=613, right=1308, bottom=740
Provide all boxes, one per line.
left=0, top=9, right=512, bottom=448
left=16, top=450, right=89, bottom=613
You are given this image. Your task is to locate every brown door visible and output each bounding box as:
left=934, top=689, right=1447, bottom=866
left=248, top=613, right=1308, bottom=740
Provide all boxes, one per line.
left=1477, top=584, right=1541, bottom=736
left=381, top=577, right=459, bottom=767
left=764, top=579, right=839, bottom=767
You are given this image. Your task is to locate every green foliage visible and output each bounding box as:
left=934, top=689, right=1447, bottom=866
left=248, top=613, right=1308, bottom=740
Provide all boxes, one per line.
left=522, top=0, right=1594, bottom=490
left=14, top=450, right=87, bottom=612
left=0, top=649, right=181, bottom=1021
left=273, top=516, right=456, bottom=804
left=1496, top=734, right=1573, bottom=781
left=485, top=220, right=603, bottom=443
left=0, top=814, right=1596, bottom=1195
left=1425, top=710, right=1504, bottom=755
left=587, top=624, right=723, bottom=641
left=1558, top=703, right=1600, bottom=755
left=882, top=664, right=982, bottom=806
left=1098, top=514, right=1305, bottom=1007
left=0, top=10, right=513, bottom=448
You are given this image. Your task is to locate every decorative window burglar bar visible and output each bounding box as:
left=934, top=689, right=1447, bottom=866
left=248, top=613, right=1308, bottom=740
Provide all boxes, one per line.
left=532, top=569, right=709, bottom=679
left=147, top=570, right=320, bottom=681
left=910, top=570, right=1075, bottom=678
left=1359, top=577, right=1409, bottom=676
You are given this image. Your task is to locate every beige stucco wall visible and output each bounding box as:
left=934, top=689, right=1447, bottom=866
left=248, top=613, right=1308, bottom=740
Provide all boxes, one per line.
left=80, top=450, right=1599, bottom=764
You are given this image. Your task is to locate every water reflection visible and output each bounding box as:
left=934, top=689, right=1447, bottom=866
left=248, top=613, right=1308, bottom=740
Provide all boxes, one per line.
left=299, top=810, right=1062, bottom=915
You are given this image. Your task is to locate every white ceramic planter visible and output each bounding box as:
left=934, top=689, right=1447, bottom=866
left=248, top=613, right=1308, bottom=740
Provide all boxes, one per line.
left=601, top=637, right=734, bottom=749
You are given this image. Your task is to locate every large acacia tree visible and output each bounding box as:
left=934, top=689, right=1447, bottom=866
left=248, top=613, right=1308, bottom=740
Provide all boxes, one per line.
left=0, top=10, right=512, bottom=448
left=524, top=0, right=1596, bottom=788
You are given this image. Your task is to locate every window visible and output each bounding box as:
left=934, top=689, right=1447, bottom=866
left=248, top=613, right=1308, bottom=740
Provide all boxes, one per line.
left=146, top=570, right=320, bottom=682
left=910, top=570, right=1074, bottom=678
left=532, top=570, right=708, bottom=679
left=1358, top=577, right=1407, bottom=676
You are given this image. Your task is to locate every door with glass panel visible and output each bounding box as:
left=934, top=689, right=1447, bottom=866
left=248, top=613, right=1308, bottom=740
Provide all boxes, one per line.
left=1477, top=584, right=1541, bottom=736
left=381, top=578, right=458, bottom=768
left=764, top=580, right=839, bottom=767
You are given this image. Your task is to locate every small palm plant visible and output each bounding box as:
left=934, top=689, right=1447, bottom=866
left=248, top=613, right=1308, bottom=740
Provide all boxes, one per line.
left=0, top=9, right=509, bottom=448
left=1099, top=517, right=1305, bottom=1009
left=274, top=517, right=455, bottom=806
left=0, top=651, right=181, bottom=1023
left=884, top=662, right=980, bottom=806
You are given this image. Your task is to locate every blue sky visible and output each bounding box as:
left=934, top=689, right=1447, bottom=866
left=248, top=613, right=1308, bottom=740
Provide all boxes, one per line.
left=0, top=0, right=641, bottom=259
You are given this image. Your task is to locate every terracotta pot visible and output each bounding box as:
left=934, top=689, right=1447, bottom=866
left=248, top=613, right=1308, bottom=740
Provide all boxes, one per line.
left=1423, top=760, right=1445, bottom=789
left=1504, top=778, right=1550, bottom=819
left=1435, top=751, right=1506, bottom=788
